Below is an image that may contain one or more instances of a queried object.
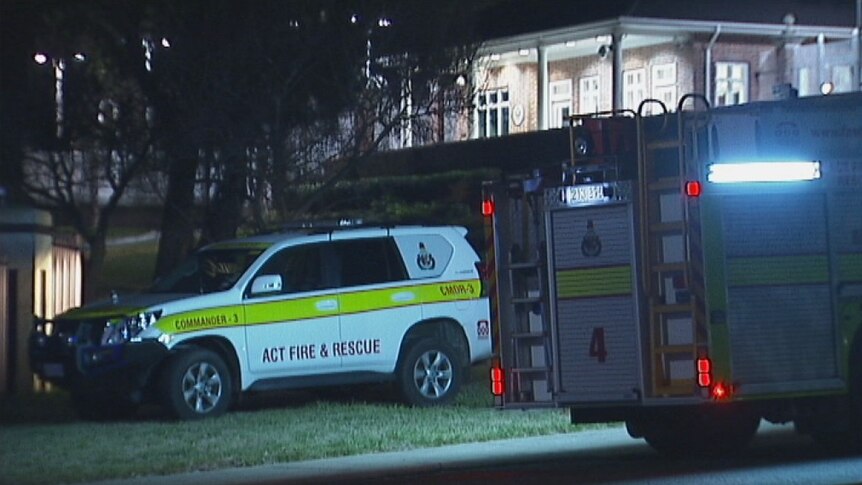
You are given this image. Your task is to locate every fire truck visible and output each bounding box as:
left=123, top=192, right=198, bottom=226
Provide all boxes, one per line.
left=482, top=92, right=862, bottom=454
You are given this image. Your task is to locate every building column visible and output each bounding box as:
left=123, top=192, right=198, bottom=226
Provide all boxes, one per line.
left=612, top=32, right=623, bottom=112
left=538, top=45, right=549, bottom=130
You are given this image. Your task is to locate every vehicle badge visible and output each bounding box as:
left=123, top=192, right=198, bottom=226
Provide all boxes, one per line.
left=581, top=220, right=602, bottom=257
left=417, top=242, right=436, bottom=270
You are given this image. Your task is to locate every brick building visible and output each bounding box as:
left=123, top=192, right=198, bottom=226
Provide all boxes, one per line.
left=468, top=0, right=861, bottom=138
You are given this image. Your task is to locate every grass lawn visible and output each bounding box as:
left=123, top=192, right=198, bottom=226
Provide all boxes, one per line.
left=0, top=370, right=597, bottom=485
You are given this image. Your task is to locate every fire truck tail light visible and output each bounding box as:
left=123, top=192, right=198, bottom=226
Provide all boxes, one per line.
left=685, top=181, right=702, bottom=197
left=482, top=199, right=495, bottom=217
left=490, top=365, right=505, bottom=396
left=696, top=356, right=712, bottom=389
left=707, top=161, right=821, bottom=183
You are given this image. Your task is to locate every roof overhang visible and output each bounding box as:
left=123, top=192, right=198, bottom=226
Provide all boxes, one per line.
left=479, top=16, right=857, bottom=57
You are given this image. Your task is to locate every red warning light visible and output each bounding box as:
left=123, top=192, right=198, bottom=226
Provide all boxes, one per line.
left=696, top=358, right=711, bottom=374
left=482, top=200, right=495, bottom=217
left=685, top=181, right=702, bottom=197
left=490, top=366, right=505, bottom=396
left=711, top=382, right=730, bottom=400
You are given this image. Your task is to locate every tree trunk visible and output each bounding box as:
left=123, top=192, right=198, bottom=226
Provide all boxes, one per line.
left=83, top=235, right=107, bottom=303
left=154, top=154, right=198, bottom=279
left=202, top=154, right=245, bottom=244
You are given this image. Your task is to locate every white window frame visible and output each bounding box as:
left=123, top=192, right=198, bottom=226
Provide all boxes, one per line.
left=578, top=75, right=600, bottom=115
left=832, top=65, right=853, bottom=93
left=714, top=61, right=749, bottom=106
left=798, top=67, right=813, bottom=97
left=623, top=68, right=646, bottom=112
left=475, top=88, right=510, bottom=138
left=651, top=62, right=677, bottom=111
left=549, top=79, right=572, bottom=129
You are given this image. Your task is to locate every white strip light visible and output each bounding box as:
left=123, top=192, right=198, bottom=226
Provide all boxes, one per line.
left=707, top=161, right=821, bottom=183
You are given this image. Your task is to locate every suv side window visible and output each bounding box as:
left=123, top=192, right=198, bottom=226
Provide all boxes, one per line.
left=333, top=237, right=407, bottom=287
left=253, top=244, right=338, bottom=294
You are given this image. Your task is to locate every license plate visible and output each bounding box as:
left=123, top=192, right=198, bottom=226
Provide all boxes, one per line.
left=565, top=184, right=605, bottom=205
left=43, top=363, right=65, bottom=378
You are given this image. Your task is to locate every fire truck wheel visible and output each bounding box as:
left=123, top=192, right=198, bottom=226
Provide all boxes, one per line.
left=398, top=338, right=462, bottom=407
left=640, top=405, right=760, bottom=456
left=160, top=347, right=232, bottom=420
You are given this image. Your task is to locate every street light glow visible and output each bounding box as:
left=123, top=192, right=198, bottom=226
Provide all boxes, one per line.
left=34, top=53, right=48, bottom=64
left=73, top=53, right=86, bottom=62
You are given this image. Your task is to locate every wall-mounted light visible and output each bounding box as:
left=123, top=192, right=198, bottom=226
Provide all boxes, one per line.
left=518, top=48, right=530, bottom=56
left=820, top=81, right=834, bottom=95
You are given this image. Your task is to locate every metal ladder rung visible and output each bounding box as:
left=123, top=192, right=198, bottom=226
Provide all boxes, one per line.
left=511, top=297, right=542, bottom=305
left=651, top=262, right=688, bottom=273
left=653, top=344, right=696, bottom=354
left=649, top=221, right=685, bottom=233
left=646, top=140, right=683, bottom=150
left=512, top=331, right=546, bottom=340
left=652, top=303, right=694, bottom=314
left=511, top=367, right=551, bottom=375
left=647, top=177, right=681, bottom=191
left=508, top=261, right=542, bottom=270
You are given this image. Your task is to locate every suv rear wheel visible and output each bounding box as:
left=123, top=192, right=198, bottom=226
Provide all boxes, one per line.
left=398, top=338, right=462, bottom=406
left=161, top=347, right=232, bottom=420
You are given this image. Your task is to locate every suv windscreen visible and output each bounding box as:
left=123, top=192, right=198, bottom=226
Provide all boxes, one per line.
left=149, top=247, right=265, bottom=294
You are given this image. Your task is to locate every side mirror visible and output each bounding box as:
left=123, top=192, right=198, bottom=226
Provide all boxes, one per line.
left=250, top=275, right=282, bottom=295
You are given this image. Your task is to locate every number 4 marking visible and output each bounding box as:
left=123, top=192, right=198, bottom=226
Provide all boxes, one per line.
left=589, top=327, right=608, bottom=363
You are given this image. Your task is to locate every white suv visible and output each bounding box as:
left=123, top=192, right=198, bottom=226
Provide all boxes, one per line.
left=30, top=226, right=492, bottom=419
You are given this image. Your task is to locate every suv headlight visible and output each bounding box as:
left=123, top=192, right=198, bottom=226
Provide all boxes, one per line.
left=101, top=310, right=163, bottom=345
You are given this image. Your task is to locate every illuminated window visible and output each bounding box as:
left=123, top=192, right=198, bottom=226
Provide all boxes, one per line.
left=475, top=88, right=510, bottom=138
left=832, top=65, right=853, bottom=93
left=651, top=62, right=677, bottom=111
left=623, top=68, right=646, bottom=112
left=798, top=67, right=813, bottom=97
left=550, top=79, right=572, bottom=128
left=715, top=62, right=748, bottom=106
left=578, top=75, right=600, bottom=114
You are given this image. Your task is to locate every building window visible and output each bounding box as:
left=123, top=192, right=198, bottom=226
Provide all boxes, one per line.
left=798, top=67, right=813, bottom=97
left=623, top=68, right=646, bottom=112
left=475, top=88, right=510, bottom=138
left=550, top=79, right=572, bottom=128
left=714, top=62, right=748, bottom=106
left=651, top=62, right=677, bottom=111
left=832, top=65, right=853, bottom=93
left=578, top=75, right=600, bottom=114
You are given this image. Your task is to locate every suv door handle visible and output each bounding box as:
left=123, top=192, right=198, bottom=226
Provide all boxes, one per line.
left=315, top=299, right=338, bottom=312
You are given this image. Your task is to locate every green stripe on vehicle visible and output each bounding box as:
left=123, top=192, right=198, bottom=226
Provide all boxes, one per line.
left=157, top=279, right=482, bottom=335
left=726, top=255, right=829, bottom=287
left=556, top=265, right=632, bottom=299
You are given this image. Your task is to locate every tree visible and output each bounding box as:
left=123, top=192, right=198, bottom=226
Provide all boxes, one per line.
left=7, top=1, right=157, bottom=301
left=150, top=0, right=484, bottom=278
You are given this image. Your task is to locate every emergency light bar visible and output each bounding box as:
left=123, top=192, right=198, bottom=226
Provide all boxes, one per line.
left=707, top=161, right=821, bottom=183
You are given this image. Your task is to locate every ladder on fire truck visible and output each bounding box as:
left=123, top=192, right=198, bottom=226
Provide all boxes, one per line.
left=493, top=174, right=555, bottom=405
left=637, top=95, right=710, bottom=397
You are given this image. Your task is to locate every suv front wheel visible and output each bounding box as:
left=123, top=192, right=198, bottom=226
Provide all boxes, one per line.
left=160, top=347, right=232, bottom=420
left=398, top=338, right=462, bottom=406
